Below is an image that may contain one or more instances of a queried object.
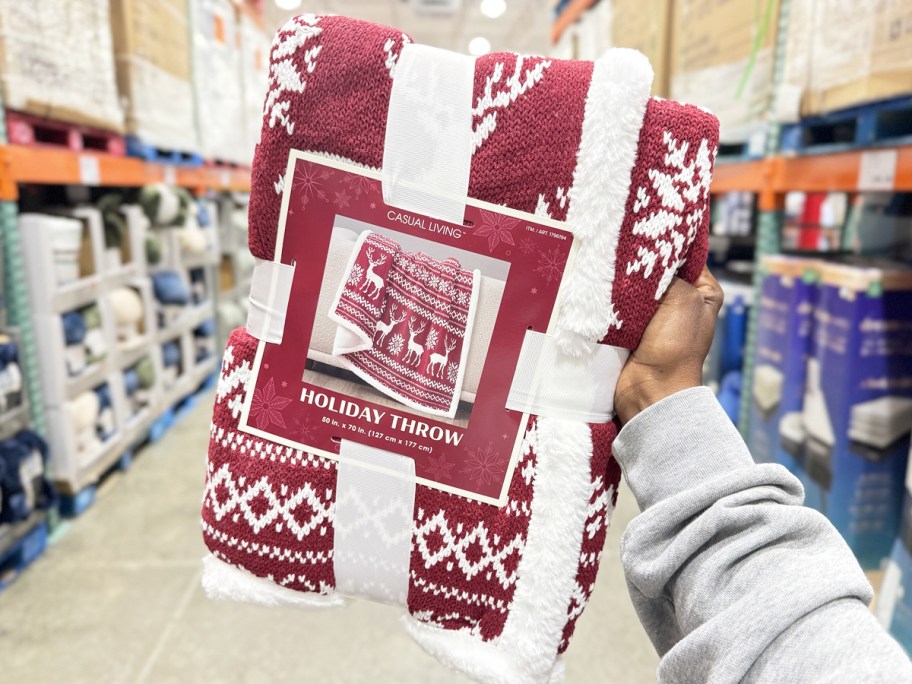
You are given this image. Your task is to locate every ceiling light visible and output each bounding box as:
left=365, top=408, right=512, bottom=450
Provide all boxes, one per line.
left=275, top=0, right=302, bottom=10
left=480, top=0, right=507, bottom=18
left=469, top=36, right=491, bottom=56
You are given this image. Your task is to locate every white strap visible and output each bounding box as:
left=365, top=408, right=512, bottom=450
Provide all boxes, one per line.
left=382, top=43, right=476, bottom=225
left=246, top=261, right=295, bottom=344
left=334, top=440, right=415, bottom=606
left=506, top=331, right=629, bottom=423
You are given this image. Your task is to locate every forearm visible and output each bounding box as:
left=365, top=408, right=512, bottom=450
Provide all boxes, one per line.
left=614, top=387, right=912, bottom=683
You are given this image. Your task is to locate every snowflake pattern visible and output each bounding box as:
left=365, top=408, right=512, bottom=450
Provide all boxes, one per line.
left=461, top=443, right=505, bottom=486
left=387, top=332, right=405, bottom=356
left=264, top=15, right=323, bottom=135
left=293, top=163, right=331, bottom=207
left=342, top=174, right=377, bottom=199
left=472, top=56, right=552, bottom=151
left=446, top=361, right=459, bottom=384
left=627, top=131, right=717, bottom=299
left=425, top=327, right=440, bottom=352
left=535, top=248, right=567, bottom=284
left=293, top=416, right=316, bottom=443
left=518, top=236, right=538, bottom=256
left=424, top=453, right=455, bottom=481
left=474, top=210, right=518, bottom=252
left=333, top=189, right=352, bottom=210
left=346, top=264, right=364, bottom=287
left=249, top=378, right=292, bottom=429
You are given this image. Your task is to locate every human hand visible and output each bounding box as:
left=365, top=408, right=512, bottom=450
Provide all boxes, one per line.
left=615, top=266, right=724, bottom=424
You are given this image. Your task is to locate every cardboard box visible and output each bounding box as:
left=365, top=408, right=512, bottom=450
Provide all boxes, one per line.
left=803, top=261, right=912, bottom=568
left=670, top=0, right=780, bottom=143
left=190, top=0, right=246, bottom=164
left=747, top=256, right=817, bottom=476
left=110, top=0, right=198, bottom=152
left=0, top=0, right=123, bottom=131
left=610, top=0, right=671, bottom=97
left=237, top=9, right=271, bottom=166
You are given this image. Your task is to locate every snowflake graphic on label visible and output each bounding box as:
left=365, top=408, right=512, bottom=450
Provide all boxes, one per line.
left=333, top=189, right=352, bottom=210
left=346, top=264, right=364, bottom=287
left=626, top=131, right=716, bottom=299
left=387, top=332, right=405, bottom=356
left=293, top=416, right=316, bottom=442
left=535, top=248, right=567, bottom=284
left=474, top=210, right=518, bottom=252
left=461, top=443, right=505, bottom=486
left=342, top=173, right=377, bottom=198
left=249, top=378, right=292, bottom=429
left=293, top=163, right=331, bottom=206
left=518, top=236, right=538, bottom=256
left=424, top=453, right=455, bottom=481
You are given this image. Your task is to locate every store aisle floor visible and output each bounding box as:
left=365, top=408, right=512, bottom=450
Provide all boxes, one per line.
left=0, top=394, right=659, bottom=684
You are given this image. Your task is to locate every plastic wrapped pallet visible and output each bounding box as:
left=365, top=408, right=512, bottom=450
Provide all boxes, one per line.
left=237, top=9, right=271, bottom=166
left=0, top=0, right=122, bottom=131
left=109, top=0, right=197, bottom=153
left=608, top=0, right=671, bottom=97
left=782, top=0, right=912, bottom=116
left=190, top=0, right=246, bottom=163
left=670, top=0, right=780, bottom=144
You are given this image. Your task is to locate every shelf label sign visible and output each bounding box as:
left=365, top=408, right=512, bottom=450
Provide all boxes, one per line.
left=78, top=155, right=100, bottom=186
left=858, top=150, right=897, bottom=191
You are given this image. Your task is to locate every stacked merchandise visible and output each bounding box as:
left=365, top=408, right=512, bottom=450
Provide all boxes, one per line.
left=0, top=0, right=122, bottom=132
left=606, top=0, right=670, bottom=96
left=215, top=194, right=253, bottom=342
left=670, top=0, right=779, bottom=148
left=710, top=280, right=754, bottom=424
left=237, top=9, right=271, bottom=165
left=780, top=0, right=912, bottom=120
left=748, top=258, right=912, bottom=569
left=109, top=0, right=198, bottom=155
left=190, top=0, right=246, bottom=164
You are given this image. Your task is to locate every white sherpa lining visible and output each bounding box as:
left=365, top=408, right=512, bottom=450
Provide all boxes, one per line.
left=201, top=554, right=345, bottom=609
left=404, top=417, right=593, bottom=684
left=555, top=49, right=653, bottom=356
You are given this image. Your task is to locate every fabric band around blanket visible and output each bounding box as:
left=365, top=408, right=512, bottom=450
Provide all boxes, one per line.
left=382, top=43, right=476, bottom=225
left=506, top=331, right=630, bottom=423
left=334, top=440, right=415, bottom=605
left=246, top=261, right=295, bottom=344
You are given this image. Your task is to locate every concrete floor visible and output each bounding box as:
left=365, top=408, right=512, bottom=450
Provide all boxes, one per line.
left=0, top=393, right=660, bottom=683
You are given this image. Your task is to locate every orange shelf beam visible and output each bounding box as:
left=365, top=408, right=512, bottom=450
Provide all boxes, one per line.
left=773, top=146, right=912, bottom=193
left=551, top=0, right=596, bottom=45
left=0, top=145, right=250, bottom=200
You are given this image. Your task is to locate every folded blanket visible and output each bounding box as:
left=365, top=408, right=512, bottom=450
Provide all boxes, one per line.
left=203, top=14, right=718, bottom=684
left=329, top=230, right=479, bottom=417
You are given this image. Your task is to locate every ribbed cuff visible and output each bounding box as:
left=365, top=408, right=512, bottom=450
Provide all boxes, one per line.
left=613, top=386, right=755, bottom=511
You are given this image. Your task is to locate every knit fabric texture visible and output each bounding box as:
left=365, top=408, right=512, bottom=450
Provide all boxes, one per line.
left=330, top=230, right=478, bottom=417
left=202, top=13, right=719, bottom=681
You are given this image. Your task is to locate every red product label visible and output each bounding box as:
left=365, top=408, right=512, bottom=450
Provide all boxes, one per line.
left=238, top=152, right=575, bottom=504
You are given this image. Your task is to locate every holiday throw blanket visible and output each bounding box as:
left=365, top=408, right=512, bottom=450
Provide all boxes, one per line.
left=202, top=14, right=718, bottom=684
left=329, top=230, right=479, bottom=418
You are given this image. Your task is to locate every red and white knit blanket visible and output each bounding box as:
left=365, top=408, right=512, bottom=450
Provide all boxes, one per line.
left=330, top=230, right=479, bottom=417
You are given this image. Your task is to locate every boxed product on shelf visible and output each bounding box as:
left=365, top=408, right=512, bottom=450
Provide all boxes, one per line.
left=109, top=0, right=198, bottom=153
left=669, top=0, right=779, bottom=144
left=189, top=0, right=246, bottom=163
left=782, top=0, right=912, bottom=117
left=237, top=9, right=271, bottom=165
left=0, top=0, right=123, bottom=131
left=802, top=260, right=912, bottom=568
left=746, top=256, right=818, bottom=477
left=876, top=445, right=912, bottom=652
left=608, top=0, right=670, bottom=97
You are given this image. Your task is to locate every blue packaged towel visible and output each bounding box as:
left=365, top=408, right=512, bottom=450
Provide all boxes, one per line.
left=62, top=310, right=87, bottom=345
left=162, top=341, right=182, bottom=368
left=197, top=201, right=212, bottom=227
left=0, top=431, right=52, bottom=523
left=124, top=368, right=140, bottom=396
left=95, top=384, right=113, bottom=410
left=0, top=341, right=18, bottom=369
left=194, top=318, right=216, bottom=337
left=152, top=271, right=191, bottom=305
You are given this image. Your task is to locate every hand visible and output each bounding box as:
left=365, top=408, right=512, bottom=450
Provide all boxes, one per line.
left=615, top=266, right=724, bottom=424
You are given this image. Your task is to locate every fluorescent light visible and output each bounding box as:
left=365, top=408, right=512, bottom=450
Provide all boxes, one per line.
left=480, top=0, right=507, bottom=18
left=469, top=36, right=491, bottom=56
left=275, top=0, right=302, bottom=10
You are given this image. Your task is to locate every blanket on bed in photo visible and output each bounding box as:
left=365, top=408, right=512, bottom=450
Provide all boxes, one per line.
left=329, top=230, right=479, bottom=418
left=201, top=14, right=719, bottom=684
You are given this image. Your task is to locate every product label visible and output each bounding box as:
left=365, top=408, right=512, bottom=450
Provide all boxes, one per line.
left=238, top=152, right=576, bottom=504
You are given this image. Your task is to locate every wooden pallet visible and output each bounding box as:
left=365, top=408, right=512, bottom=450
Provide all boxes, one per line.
left=125, top=136, right=203, bottom=167
left=780, top=96, right=912, bottom=154
left=5, top=110, right=125, bottom=155
left=0, top=511, right=48, bottom=590
left=57, top=448, right=134, bottom=518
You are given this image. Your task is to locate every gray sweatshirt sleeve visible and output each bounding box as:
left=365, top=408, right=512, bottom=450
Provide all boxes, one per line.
left=612, top=386, right=912, bottom=683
